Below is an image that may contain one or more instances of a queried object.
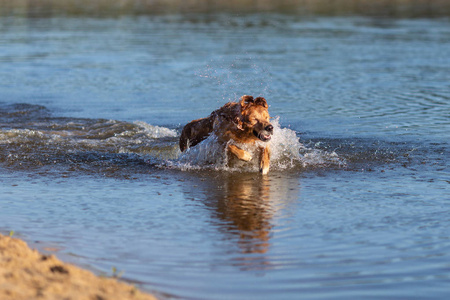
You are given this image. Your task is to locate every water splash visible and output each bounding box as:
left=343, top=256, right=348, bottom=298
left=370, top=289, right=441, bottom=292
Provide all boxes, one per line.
left=165, top=117, right=345, bottom=172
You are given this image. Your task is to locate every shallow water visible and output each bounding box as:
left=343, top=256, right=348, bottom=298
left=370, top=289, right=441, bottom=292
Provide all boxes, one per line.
left=0, top=15, right=449, bottom=299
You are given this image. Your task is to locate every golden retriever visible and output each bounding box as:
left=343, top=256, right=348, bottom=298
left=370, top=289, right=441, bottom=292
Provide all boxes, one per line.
left=180, top=95, right=273, bottom=174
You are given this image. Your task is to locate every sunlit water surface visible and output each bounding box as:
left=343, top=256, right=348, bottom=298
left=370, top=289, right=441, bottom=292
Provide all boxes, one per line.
left=0, top=15, right=449, bottom=299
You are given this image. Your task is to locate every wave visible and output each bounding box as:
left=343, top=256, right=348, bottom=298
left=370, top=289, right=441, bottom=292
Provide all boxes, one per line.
left=2, top=102, right=432, bottom=176
left=0, top=103, right=345, bottom=174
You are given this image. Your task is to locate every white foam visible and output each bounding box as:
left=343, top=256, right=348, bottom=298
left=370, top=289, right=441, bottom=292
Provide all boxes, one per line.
left=269, top=117, right=304, bottom=169
left=133, top=121, right=178, bottom=138
left=175, top=134, right=227, bottom=170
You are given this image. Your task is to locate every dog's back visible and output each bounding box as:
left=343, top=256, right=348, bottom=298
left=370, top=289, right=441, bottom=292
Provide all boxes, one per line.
left=179, top=117, right=214, bottom=152
left=179, top=102, right=239, bottom=152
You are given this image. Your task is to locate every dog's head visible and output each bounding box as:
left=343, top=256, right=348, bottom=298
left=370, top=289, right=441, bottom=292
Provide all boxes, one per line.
left=237, top=95, right=273, bottom=142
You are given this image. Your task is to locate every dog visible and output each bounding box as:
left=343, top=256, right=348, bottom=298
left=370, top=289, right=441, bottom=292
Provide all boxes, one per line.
left=179, top=95, right=273, bottom=174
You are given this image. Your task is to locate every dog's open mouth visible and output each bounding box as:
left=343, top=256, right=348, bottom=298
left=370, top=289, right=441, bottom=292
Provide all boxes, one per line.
left=254, top=130, right=272, bottom=142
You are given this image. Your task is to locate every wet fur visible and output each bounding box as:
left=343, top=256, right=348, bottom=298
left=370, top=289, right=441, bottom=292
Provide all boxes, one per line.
left=180, top=95, right=273, bottom=174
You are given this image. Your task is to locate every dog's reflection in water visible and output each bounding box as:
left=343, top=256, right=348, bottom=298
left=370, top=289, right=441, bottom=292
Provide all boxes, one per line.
left=217, top=174, right=273, bottom=255
left=191, top=172, right=300, bottom=269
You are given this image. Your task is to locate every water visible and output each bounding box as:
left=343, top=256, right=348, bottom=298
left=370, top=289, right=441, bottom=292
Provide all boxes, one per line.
left=0, top=14, right=449, bottom=299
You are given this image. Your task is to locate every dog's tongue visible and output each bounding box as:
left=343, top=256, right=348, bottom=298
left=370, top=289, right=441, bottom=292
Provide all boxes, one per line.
left=262, top=134, right=271, bottom=141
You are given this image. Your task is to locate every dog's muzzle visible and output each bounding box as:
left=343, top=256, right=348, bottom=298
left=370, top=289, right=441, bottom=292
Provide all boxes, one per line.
left=254, top=124, right=273, bottom=142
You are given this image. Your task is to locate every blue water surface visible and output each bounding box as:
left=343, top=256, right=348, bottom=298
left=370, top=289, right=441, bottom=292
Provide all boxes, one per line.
left=0, top=14, right=449, bottom=299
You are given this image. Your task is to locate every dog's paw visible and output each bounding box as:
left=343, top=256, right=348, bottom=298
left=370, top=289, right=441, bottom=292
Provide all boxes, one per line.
left=260, top=165, right=269, bottom=175
left=240, top=151, right=253, bottom=162
left=228, top=144, right=252, bottom=161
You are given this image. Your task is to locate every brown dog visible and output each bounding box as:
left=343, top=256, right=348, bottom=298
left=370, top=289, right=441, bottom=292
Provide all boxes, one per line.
left=179, top=95, right=273, bottom=174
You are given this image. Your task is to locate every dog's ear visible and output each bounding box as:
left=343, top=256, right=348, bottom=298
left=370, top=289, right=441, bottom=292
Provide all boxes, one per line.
left=254, top=97, right=268, bottom=108
left=239, top=95, right=254, bottom=109
left=234, top=116, right=245, bottom=131
left=220, top=112, right=244, bottom=130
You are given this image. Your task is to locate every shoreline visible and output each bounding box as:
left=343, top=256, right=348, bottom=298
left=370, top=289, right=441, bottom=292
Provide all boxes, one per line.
left=1, top=0, right=449, bottom=17
left=0, top=233, right=157, bottom=300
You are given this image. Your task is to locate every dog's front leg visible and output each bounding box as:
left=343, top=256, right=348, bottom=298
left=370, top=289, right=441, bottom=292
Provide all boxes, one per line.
left=260, top=146, right=270, bottom=175
left=227, top=144, right=252, bottom=161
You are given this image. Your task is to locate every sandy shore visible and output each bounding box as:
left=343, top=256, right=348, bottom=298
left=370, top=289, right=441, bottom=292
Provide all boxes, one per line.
left=0, top=233, right=157, bottom=300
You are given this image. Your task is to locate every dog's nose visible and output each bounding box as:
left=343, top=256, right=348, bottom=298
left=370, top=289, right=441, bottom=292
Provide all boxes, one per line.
left=265, top=124, right=273, bottom=133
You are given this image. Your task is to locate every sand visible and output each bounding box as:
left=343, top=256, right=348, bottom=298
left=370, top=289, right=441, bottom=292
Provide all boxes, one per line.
left=0, top=233, right=157, bottom=300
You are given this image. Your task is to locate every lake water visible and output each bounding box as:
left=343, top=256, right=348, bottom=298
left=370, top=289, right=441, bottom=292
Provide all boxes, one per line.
left=0, top=14, right=449, bottom=299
